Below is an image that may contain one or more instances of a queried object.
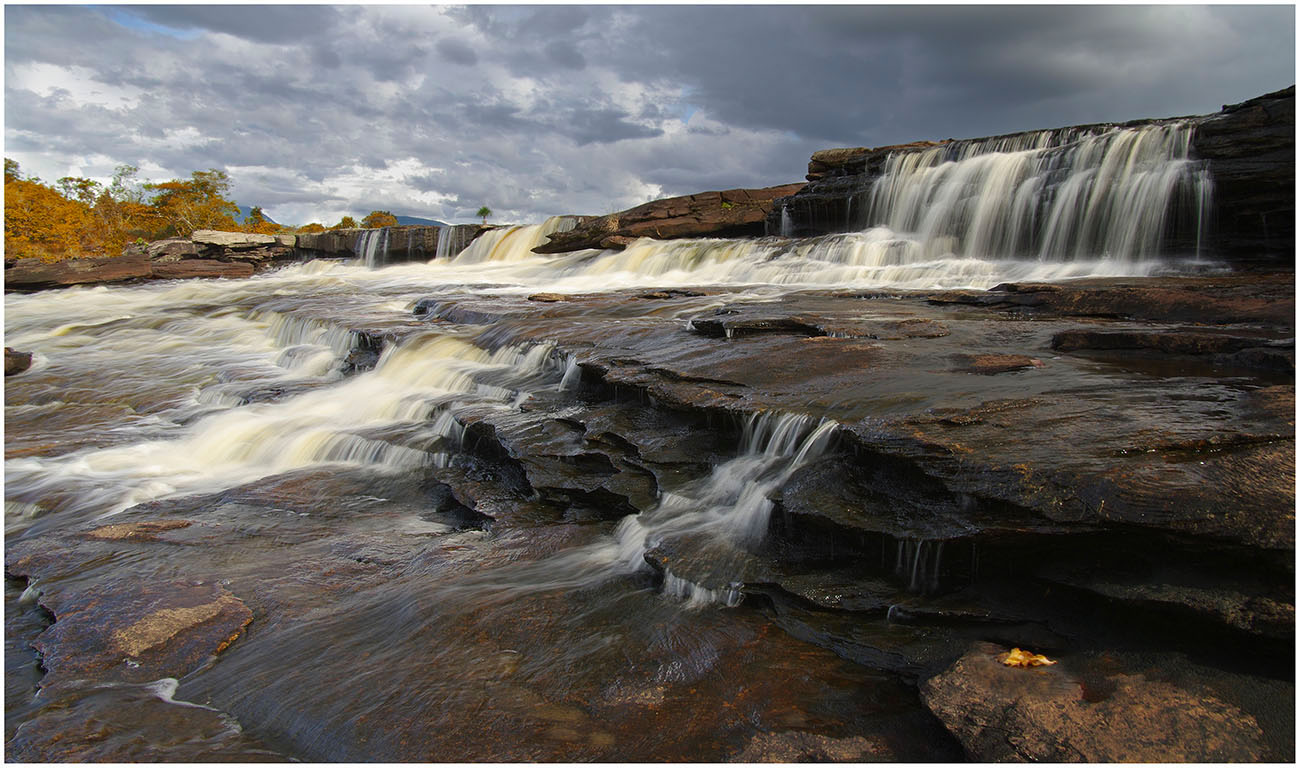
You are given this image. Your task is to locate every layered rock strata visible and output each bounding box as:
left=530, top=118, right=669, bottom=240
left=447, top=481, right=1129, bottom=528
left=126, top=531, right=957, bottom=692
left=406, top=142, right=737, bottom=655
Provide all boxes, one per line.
left=532, top=184, right=806, bottom=253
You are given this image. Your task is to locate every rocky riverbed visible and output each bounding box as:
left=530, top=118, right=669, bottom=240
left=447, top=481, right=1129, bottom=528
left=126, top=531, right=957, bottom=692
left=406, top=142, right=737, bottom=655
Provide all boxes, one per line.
left=5, top=258, right=1293, bottom=761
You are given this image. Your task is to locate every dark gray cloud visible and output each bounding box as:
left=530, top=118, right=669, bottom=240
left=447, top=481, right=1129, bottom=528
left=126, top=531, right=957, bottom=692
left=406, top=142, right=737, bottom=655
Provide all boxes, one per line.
left=122, top=5, right=341, bottom=43
left=435, top=38, right=478, bottom=67
left=4, top=5, right=1292, bottom=227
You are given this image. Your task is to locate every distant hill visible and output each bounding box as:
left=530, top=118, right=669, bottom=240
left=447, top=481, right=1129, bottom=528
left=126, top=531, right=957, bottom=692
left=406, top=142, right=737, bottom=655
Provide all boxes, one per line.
left=236, top=205, right=279, bottom=226
left=394, top=215, right=448, bottom=227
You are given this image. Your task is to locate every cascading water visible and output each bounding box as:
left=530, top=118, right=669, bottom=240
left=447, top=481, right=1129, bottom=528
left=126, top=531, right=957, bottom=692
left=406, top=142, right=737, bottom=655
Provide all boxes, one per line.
left=857, top=121, right=1211, bottom=263
left=452, top=215, right=579, bottom=265
left=354, top=227, right=391, bottom=268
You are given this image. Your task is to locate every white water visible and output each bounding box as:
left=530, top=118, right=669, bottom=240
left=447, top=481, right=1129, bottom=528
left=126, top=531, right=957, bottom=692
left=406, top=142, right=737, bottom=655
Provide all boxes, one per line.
left=858, top=122, right=1210, bottom=262
left=448, top=411, right=840, bottom=606
left=354, top=228, right=390, bottom=268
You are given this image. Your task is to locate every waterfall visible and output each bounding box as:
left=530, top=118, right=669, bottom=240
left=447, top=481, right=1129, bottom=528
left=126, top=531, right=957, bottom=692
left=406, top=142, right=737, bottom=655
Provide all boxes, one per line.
left=434, top=225, right=453, bottom=261
left=779, top=204, right=793, bottom=237
left=354, top=228, right=391, bottom=268
left=893, top=538, right=946, bottom=594
left=439, top=411, right=839, bottom=608
left=857, top=121, right=1211, bottom=262
left=452, top=216, right=580, bottom=265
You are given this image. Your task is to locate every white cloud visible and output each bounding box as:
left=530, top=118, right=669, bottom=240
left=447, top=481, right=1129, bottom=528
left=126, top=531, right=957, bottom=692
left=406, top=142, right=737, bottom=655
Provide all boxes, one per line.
left=9, top=62, right=144, bottom=109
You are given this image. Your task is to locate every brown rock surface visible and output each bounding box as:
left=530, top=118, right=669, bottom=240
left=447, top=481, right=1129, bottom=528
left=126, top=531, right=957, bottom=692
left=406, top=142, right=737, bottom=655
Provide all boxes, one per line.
left=6, top=346, right=33, bottom=375
left=532, top=183, right=806, bottom=254
left=734, top=730, right=891, bottom=762
left=22, top=579, right=252, bottom=688
left=151, top=259, right=256, bottom=280
left=920, top=643, right=1267, bottom=761
left=4, top=252, right=152, bottom=291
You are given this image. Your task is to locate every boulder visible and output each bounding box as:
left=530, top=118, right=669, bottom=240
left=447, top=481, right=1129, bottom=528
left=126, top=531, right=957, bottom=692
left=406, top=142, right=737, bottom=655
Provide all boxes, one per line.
left=6, top=347, right=33, bottom=376
left=144, top=237, right=199, bottom=263
left=920, top=643, right=1267, bottom=762
left=532, top=183, right=807, bottom=254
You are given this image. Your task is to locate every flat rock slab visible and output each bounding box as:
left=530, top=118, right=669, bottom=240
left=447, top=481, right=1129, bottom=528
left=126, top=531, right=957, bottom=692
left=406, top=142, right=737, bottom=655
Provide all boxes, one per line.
left=920, top=642, right=1267, bottom=761
left=27, top=580, right=252, bottom=688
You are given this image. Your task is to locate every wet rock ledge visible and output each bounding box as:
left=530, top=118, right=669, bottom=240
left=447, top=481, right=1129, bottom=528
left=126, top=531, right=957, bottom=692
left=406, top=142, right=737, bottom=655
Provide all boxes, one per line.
left=407, top=271, right=1293, bottom=761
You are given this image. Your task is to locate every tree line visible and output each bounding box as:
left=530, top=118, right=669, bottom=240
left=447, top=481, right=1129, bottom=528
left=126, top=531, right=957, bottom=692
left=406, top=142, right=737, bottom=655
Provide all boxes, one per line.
left=4, top=159, right=402, bottom=263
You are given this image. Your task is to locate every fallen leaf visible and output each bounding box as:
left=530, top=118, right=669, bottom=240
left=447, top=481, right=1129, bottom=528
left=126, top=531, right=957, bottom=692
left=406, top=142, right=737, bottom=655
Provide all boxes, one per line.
left=1000, top=647, right=1057, bottom=668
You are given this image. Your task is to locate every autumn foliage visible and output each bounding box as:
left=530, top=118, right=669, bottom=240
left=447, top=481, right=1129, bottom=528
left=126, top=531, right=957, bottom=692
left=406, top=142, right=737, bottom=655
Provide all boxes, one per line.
left=361, top=210, right=398, bottom=228
left=4, top=160, right=278, bottom=263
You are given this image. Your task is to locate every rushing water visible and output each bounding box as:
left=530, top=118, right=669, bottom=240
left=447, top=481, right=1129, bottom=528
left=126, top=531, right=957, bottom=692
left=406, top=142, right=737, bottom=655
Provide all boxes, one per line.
left=5, top=123, right=1230, bottom=761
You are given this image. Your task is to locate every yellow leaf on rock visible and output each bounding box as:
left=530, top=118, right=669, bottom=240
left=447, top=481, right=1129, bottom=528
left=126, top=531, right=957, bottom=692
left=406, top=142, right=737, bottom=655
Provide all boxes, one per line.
left=1000, top=647, right=1057, bottom=668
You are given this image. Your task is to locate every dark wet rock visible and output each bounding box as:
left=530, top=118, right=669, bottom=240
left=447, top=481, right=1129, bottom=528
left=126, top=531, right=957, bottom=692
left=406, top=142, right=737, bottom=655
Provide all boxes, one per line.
left=151, top=258, right=256, bottom=280
left=768, top=571, right=898, bottom=613
left=921, top=642, right=1268, bottom=761
left=1193, top=86, right=1295, bottom=267
left=932, top=273, right=1295, bottom=326
left=955, top=353, right=1044, bottom=374
left=1052, top=327, right=1289, bottom=356
left=6, top=680, right=286, bottom=762
left=689, top=314, right=824, bottom=339
left=1040, top=564, right=1294, bottom=641
left=733, top=730, right=892, bottom=762
left=528, top=292, right=567, bottom=302
left=6, top=346, right=33, bottom=376
left=533, top=183, right=807, bottom=253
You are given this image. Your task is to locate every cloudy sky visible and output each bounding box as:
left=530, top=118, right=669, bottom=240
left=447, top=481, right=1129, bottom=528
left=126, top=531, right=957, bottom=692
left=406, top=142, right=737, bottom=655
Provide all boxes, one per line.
left=4, top=4, right=1294, bottom=226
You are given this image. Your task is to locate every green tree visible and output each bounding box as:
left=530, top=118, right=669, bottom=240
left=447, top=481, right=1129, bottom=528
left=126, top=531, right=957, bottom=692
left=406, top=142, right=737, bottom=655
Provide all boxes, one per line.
left=476, top=206, right=492, bottom=225
left=56, top=176, right=104, bottom=206
left=144, top=169, right=240, bottom=238
left=361, top=210, right=398, bottom=229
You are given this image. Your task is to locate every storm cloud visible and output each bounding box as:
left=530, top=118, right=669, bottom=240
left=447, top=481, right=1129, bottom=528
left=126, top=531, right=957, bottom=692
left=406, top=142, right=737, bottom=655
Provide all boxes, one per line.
left=4, top=5, right=1293, bottom=226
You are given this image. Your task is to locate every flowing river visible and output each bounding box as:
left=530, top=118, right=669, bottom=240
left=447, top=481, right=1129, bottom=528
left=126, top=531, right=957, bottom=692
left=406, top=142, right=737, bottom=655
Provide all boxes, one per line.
left=10, top=121, right=1273, bottom=762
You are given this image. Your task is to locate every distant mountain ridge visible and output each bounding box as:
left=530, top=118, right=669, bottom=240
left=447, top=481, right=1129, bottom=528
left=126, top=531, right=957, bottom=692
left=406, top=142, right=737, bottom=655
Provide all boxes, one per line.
left=394, top=215, right=448, bottom=227
left=235, top=205, right=278, bottom=226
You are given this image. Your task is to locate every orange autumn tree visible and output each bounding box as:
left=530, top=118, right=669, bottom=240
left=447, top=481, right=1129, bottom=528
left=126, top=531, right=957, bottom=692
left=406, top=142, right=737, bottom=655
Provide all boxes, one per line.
left=4, top=160, right=98, bottom=261
left=361, top=210, right=398, bottom=228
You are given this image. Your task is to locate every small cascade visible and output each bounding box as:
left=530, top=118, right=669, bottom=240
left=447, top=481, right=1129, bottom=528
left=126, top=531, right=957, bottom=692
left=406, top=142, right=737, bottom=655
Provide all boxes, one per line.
left=3, top=330, right=564, bottom=519
left=452, top=216, right=580, bottom=265
left=779, top=204, right=794, bottom=237
left=857, top=121, right=1211, bottom=262
left=354, top=228, right=391, bottom=268
left=558, top=356, right=582, bottom=391
left=893, top=538, right=946, bottom=594
left=609, top=412, right=839, bottom=593
left=434, top=225, right=454, bottom=261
